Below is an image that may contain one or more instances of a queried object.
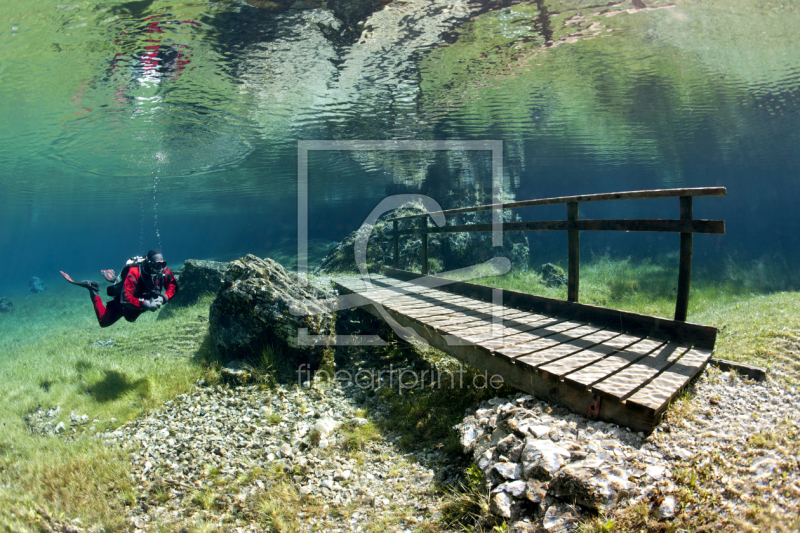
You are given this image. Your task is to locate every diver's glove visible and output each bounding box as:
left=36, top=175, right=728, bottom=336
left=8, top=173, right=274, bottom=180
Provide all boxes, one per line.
left=153, top=295, right=167, bottom=306
left=142, top=299, right=160, bottom=312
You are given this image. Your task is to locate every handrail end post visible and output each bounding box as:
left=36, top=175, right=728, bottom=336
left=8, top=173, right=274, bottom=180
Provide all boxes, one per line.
left=567, top=202, right=580, bottom=303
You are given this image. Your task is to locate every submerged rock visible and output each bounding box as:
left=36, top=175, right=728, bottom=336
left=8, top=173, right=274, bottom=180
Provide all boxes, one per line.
left=521, top=438, right=571, bottom=480
left=91, top=339, right=115, bottom=349
left=316, top=198, right=529, bottom=275
left=0, top=297, right=13, bottom=313
left=455, top=394, right=679, bottom=525
left=171, top=259, right=228, bottom=306
left=221, top=360, right=253, bottom=385
left=540, top=263, right=567, bottom=288
left=548, top=463, right=632, bottom=511
left=209, top=255, right=335, bottom=369
left=26, top=276, right=46, bottom=295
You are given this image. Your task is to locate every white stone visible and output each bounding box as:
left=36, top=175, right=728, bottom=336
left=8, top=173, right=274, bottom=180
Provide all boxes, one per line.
left=493, top=480, right=527, bottom=498
left=656, top=495, right=676, bottom=519
left=521, top=439, right=571, bottom=480
left=314, top=417, right=341, bottom=437
left=528, top=425, right=552, bottom=438
left=645, top=465, right=666, bottom=480
left=493, top=462, right=522, bottom=481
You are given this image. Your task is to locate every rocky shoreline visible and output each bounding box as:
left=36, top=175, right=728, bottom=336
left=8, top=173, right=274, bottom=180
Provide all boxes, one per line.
left=67, top=359, right=794, bottom=532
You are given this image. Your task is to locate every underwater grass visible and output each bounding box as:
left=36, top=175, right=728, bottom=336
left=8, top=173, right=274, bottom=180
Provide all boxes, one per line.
left=0, top=285, right=214, bottom=531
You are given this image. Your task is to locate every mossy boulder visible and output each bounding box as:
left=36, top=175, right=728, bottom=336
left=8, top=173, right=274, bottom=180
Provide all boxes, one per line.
left=171, top=259, right=228, bottom=306
left=209, top=255, right=335, bottom=369
left=315, top=201, right=529, bottom=275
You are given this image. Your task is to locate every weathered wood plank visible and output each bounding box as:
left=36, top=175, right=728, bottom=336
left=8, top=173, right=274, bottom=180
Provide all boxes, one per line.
left=515, top=329, right=605, bottom=368
left=457, top=317, right=569, bottom=345
left=390, top=187, right=727, bottom=220
left=480, top=318, right=566, bottom=350
left=592, top=343, right=690, bottom=401
left=443, top=311, right=550, bottom=333
left=539, top=343, right=624, bottom=377
left=626, top=347, right=712, bottom=416
left=509, top=326, right=611, bottom=367
left=709, top=358, right=767, bottom=381
left=563, top=339, right=666, bottom=388
left=495, top=321, right=587, bottom=359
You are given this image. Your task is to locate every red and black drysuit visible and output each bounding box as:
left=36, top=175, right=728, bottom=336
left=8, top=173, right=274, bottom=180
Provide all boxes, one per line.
left=92, top=266, right=177, bottom=328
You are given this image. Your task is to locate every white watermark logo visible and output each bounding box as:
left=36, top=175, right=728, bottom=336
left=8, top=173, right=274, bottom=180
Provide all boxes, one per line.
left=297, top=363, right=505, bottom=394
left=295, top=140, right=508, bottom=346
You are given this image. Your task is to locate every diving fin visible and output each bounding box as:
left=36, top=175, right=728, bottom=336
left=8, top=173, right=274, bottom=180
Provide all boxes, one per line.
left=60, top=271, right=100, bottom=297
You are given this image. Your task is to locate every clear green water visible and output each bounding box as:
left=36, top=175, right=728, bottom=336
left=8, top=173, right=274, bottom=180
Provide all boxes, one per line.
left=0, top=0, right=798, bottom=291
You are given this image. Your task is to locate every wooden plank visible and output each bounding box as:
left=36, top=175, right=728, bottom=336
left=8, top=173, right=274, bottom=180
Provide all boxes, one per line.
left=563, top=339, right=666, bottom=388
left=427, top=313, right=494, bottom=331
left=539, top=343, right=625, bottom=377
left=592, top=343, right=690, bottom=401
left=402, top=304, right=494, bottom=320
left=601, top=333, right=645, bottom=349
left=508, top=326, right=611, bottom=367
left=443, top=310, right=550, bottom=333
left=437, top=314, right=528, bottom=334
left=382, top=268, right=718, bottom=349
left=456, top=318, right=564, bottom=344
left=674, top=196, right=693, bottom=321
left=479, top=318, right=567, bottom=350
left=476, top=320, right=566, bottom=349
left=515, top=327, right=606, bottom=368
left=495, top=321, right=586, bottom=359
left=390, top=187, right=727, bottom=220
left=425, top=308, right=502, bottom=325
left=568, top=202, right=580, bottom=303
left=709, top=358, right=767, bottom=381
left=393, top=219, right=725, bottom=236
left=626, top=347, right=712, bottom=416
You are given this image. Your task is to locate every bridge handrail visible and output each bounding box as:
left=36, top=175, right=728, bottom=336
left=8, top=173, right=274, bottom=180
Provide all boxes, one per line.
left=390, top=187, right=726, bottom=220
left=385, top=187, right=726, bottom=322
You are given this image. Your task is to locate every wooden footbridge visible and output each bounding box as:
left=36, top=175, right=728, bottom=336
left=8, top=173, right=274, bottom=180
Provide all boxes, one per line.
left=333, top=188, right=726, bottom=432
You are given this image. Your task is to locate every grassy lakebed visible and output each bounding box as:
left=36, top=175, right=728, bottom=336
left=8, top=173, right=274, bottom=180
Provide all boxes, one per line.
left=0, top=285, right=215, bottom=531
left=0, top=255, right=797, bottom=532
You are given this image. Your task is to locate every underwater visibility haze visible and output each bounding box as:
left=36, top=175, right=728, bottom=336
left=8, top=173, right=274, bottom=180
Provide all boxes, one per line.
left=3, top=1, right=800, bottom=531
left=0, top=0, right=799, bottom=292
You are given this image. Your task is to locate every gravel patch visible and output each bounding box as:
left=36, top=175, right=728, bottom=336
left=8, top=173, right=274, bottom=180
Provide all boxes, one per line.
left=101, top=381, right=452, bottom=532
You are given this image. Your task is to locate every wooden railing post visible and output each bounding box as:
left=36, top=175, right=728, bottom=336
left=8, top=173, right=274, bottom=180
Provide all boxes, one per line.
left=675, top=196, right=693, bottom=321
left=421, top=217, right=429, bottom=276
left=392, top=220, right=399, bottom=268
left=567, top=202, right=580, bottom=302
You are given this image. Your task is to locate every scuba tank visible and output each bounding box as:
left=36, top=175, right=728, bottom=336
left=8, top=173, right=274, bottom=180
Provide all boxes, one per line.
left=106, top=256, right=164, bottom=299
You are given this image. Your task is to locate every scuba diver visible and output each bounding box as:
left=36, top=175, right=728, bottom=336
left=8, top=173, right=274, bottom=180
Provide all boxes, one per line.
left=61, top=249, right=178, bottom=328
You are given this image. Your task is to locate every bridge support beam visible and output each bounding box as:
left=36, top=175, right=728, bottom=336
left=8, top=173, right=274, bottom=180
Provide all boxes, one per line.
left=568, top=202, right=580, bottom=302
left=392, top=220, right=399, bottom=268
left=675, top=196, right=693, bottom=321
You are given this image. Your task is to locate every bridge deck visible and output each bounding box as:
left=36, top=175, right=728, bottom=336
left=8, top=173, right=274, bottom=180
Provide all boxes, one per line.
left=333, top=273, right=713, bottom=432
